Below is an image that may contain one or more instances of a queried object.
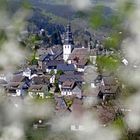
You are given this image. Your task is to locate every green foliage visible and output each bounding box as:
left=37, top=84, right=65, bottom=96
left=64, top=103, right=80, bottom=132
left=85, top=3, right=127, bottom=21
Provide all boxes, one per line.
left=0, top=0, right=8, bottom=11
left=96, top=55, right=120, bottom=72
left=90, top=6, right=105, bottom=29
left=90, top=5, right=123, bottom=30
left=41, top=11, right=67, bottom=25
left=0, top=30, right=7, bottom=47
left=118, top=0, right=135, bottom=17
left=50, top=70, right=55, bottom=75
left=54, top=82, right=60, bottom=93
left=104, top=32, right=123, bottom=50
left=64, top=97, right=73, bottom=108
left=74, top=11, right=88, bottom=18
left=57, top=70, right=64, bottom=76
left=30, top=52, right=38, bottom=65
left=25, top=126, right=49, bottom=140
left=107, top=14, right=123, bottom=30
left=112, top=117, right=125, bottom=130
left=26, top=34, right=41, bottom=50
left=54, top=76, right=60, bottom=93
left=21, top=0, right=33, bottom=10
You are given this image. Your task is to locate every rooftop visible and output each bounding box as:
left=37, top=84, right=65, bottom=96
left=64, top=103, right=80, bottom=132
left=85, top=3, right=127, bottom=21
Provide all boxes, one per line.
left=68, top=48, right=89, bottom=66
left=59, top=73, right=84, bottom=83
left=100, top=85, right=118, bottom=94
left=28, top=85, right=46, bottom=91
left=57, top=63, right=75, bottom=72
left=62, top=80, right=75, bottom=89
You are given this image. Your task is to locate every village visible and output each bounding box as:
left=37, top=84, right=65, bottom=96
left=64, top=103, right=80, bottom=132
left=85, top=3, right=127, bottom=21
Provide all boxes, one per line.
left=0, top=22, right=124, bottom=131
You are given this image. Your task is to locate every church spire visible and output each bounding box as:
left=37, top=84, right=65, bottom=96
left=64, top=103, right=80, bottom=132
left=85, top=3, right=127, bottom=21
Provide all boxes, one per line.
left=63, top=22, right=74, bottom=61
left=64, top=22, right=74, bottom=45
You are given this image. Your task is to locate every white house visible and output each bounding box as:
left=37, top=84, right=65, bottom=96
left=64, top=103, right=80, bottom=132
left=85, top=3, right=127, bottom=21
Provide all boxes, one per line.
left=61, top=81, right=82, bottom=98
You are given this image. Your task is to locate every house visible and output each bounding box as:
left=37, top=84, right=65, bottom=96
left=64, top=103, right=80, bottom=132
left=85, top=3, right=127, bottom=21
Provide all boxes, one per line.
left=37, top=47, right=48, bottom=58
left=31, top=75, right=50, bottom=85
left=38, top=53, right=54, bottom=69
left=38, top=45, right=63, bottom=69
left=6, top=74, right=30, bottom=97
left=22, top=68, right=37, bottom=80
left=57, top=63, right=75, bottom=73
left=101, top=76, right=117, bottom=86
left=16, top=82, right=29, bottom=96
left=61, top=80, right=82, bottom=98
left=59, top=73, right=84, bottom=90
left=28, top=85, right=48, bottom=98
left=50, top=75, right=55, bottom=84
left=6, top=82, right=28, bottom=97
left=45, top=60, right=64, bottom=74
left=83, top=87, right=99, bottom=107
left=98, top=76, right=120, bottom=101
left=6, top=82, right=19, bottom=96
left=47, top=45, right=63, bottom=60
left=98, top=85, right=119, bottom=101
left=31, top=74, right=55, bottom=85
left=10, top=74, right=26, bottom=83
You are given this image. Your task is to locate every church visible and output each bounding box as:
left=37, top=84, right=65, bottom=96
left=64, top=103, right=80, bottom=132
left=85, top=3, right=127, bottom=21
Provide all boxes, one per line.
left=63, top=23, right=89, bottom=72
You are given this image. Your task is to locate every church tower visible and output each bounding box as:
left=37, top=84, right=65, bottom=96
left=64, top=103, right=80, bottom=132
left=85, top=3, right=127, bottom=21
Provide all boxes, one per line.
left=63, top=22, right=74, bottom=61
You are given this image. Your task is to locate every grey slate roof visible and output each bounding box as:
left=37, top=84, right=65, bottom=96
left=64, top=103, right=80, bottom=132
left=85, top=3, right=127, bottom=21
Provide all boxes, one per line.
left=57, top=64, right=75, bottom=72
left=59, top=74, right=84, bottom=83
left=39, top=53, right=54, bottom=61
left=46, top=60, right=64, bottom=67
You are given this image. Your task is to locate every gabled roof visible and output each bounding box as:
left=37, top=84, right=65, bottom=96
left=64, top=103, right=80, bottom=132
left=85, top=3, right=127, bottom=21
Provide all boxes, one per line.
left=47, top=45, right=63, bottom=60
left=59, top=74, right=84, bottom=83
left=100, top=85, right=118, bottom=94
left=6, top=82, right=21, bottom=90
left=102, top=76, right=117, bottom=86
left=57, top=63, right=75, bottom=72
left=28, top=85, right=47, bottom=91
left=62, top=80, right=75, bottom=89
left=39, top=53, right=54, bottom=61
left=37, top=47, right=48, bottom=56
left=72, top=85, right=81, bottom=93
left=10, top=74, right=25, bottom=83
left=46, top=60, right=64, bottom=67
left=68, top=48, right=89, bottom=66
left=31, top=76, right=50, bottom=85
